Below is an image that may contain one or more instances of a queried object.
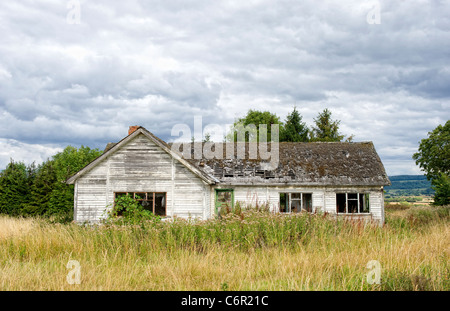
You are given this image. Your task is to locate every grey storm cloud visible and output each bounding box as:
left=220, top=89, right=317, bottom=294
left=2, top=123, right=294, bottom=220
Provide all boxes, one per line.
left=0, top=0, right=449, bottom=175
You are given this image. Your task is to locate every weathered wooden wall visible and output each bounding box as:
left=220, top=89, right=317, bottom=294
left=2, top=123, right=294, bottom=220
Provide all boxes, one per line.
left=75, top=134, right=209, bottom=223
left=212, top=185, right=385, bottom=224
left=74, top=133, right=385, bottom=225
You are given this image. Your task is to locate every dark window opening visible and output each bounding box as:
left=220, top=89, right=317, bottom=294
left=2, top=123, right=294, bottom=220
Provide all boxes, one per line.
left=348, top=193, right=358, bottom=213
left=154, top=193, right=166, bottom=216
left=280, top=193, right=288, bottom=213
left=337, top=193, right=346, bottom=213
left=302, top=193, right=312, bottom=212
left=279, top=193, right=313, bottom=213
left=336, top=193, right=370, bottom=214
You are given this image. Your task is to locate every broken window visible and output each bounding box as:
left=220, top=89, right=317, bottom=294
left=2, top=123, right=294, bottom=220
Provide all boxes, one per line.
left=347, top=193, right=358, bottom=213
left=302, top=193, right=312, bottom=212
left=280, top=193, right=288, bottom=213
left=336, top=193, right=346, bottom=213
left=154, top=193, right=166, bottom=216
left=279, top=193, right=313, bottom=213
left=361, top=193, right=370, bottom=213
left=290, top=193, right=301, bottom=213
left=336, top=193, right=370, bottom=214
left=114, top=192, right=166, bottom=216
left=215, top=189, right=234, bottom=215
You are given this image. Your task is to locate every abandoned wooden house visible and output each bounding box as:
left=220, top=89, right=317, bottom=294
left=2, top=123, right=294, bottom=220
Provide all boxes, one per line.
left=66, top=126, right=391, bottom=225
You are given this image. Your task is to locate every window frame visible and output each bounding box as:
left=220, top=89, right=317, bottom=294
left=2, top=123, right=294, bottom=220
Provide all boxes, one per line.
left=114, top=191, right=167, bottom=216
left=215, top=189, right=234, bottom=215
left=279, top=192, right=313, bottom=213
left=336, top=192, right=370, bottom=214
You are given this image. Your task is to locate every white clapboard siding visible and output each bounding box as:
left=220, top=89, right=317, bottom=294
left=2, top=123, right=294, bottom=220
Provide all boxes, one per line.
left=324, top=191, right=337, bottom=214
left=208, top=185, right=385, bottom=224
left=74, top=133, right=209, bottom=223
left=74, top=132, right=385, bottom=225
left=172, top=162, right=206, bottom=219
left=234, top=186, right=270, bottom=208
left=369, top=191, right=384, bottom=223
left=312, top=191, right=325, bottom=213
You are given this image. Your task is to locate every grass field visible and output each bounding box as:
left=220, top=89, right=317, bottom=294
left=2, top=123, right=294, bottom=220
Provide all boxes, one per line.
left=0, top=205, right=448, bottom=291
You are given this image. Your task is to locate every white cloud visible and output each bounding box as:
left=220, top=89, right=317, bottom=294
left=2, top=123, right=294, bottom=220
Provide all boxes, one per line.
left=0, top=0, right=448, bottom=175
left=0, top=139, right=62, bottom=169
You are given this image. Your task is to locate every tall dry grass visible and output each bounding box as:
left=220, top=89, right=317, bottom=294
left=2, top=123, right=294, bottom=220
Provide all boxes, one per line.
left=0, top=216, right=35, bottom=240
left=0, top=205, right=448, bottom=290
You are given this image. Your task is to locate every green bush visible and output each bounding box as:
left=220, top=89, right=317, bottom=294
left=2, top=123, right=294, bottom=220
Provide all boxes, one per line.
left=108, top=194, right=161, bottom=225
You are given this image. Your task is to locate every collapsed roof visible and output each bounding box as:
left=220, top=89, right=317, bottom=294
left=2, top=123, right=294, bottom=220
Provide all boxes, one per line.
left=74, top=127, right=391, bottom=187
left=171, top=141, right=391, bottom=186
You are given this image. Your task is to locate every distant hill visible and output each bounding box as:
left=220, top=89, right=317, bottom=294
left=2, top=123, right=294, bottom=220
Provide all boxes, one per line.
left=385, top=175, right=434, bottom=197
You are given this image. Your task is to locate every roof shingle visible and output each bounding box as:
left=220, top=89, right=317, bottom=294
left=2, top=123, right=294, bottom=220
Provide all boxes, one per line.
left=172, top=141, right=390, bottom=186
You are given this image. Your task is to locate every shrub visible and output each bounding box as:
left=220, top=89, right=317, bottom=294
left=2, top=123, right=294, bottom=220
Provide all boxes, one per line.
left=108, top=194, right=161, bottom=225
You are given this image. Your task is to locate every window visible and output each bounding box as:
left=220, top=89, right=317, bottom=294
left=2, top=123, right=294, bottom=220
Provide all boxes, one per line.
left=114, top=192, right=166, bottom=216
left=336, top=193, right=369, bottom=214
left=215, top=189, right=234, bottom=215
left=279, top=193, right=312, bottom=213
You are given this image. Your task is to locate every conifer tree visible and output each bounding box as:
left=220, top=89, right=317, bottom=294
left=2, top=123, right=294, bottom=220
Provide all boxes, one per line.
left=282, top=107, right=309, bottom=142
left=0, top=160, right=33, bottom=215
left=310, top=108, right=344, bottom=142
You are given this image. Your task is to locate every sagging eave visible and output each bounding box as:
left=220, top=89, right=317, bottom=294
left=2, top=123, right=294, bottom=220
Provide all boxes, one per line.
left=65, top=127, right=219, bottom=186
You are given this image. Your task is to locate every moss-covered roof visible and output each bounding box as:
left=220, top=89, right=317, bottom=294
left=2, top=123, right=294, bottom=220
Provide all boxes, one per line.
left=172, top=141, right=391, bottom=186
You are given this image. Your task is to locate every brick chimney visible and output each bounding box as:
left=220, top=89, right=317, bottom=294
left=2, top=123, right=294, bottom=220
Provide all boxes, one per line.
left=128, top=125, right=140, bottom=135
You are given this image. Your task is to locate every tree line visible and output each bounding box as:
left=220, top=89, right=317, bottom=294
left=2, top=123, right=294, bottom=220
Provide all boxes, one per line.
left=225, top=107, right=353, bottom=143
left=0, top=107, right=345, bottom=221
left=224, top=107, right=448, bottom=206
left=0, top=146, right=102, bottom=221
left=0, top=109, right=446, bottom=221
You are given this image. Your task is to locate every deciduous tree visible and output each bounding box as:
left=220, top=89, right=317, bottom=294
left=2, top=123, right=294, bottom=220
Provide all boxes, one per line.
left=48, top=146, right=102, bottom=220
left=228, top=110, right=283, bottom=142
left=413, top=120, right=450, bottom=205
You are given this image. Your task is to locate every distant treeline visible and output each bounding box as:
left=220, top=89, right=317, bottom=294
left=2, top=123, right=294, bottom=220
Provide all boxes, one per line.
left=0, top=146, right=102, bottom=222
left=385, top=175, right=434, bottom=197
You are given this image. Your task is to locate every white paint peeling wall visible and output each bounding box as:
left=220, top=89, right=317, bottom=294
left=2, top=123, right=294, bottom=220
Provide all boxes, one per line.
left=75, top=162, right=108, bottom=222
left=369, top=190, right=384, bottom=223
left=210, top=185, right=385, bottom=225
left=74, top=133, right=385, bottom=225
left=74, top=134, right=208, bottom=223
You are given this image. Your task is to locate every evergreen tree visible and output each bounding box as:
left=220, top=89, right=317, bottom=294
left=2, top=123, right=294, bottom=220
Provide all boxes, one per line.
left=281, top=107, right=309, bottom=142
left=25, top=159, right=57, bottom=216
left=203, top=132, right=211, bottom=142
left=310, top=108, right=344, bottom=142
left=0, top=160, right=34, bottom=216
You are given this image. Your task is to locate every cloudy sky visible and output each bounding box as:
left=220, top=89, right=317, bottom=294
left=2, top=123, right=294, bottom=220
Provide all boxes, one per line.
left=0, top=0, right=449, bottom=175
